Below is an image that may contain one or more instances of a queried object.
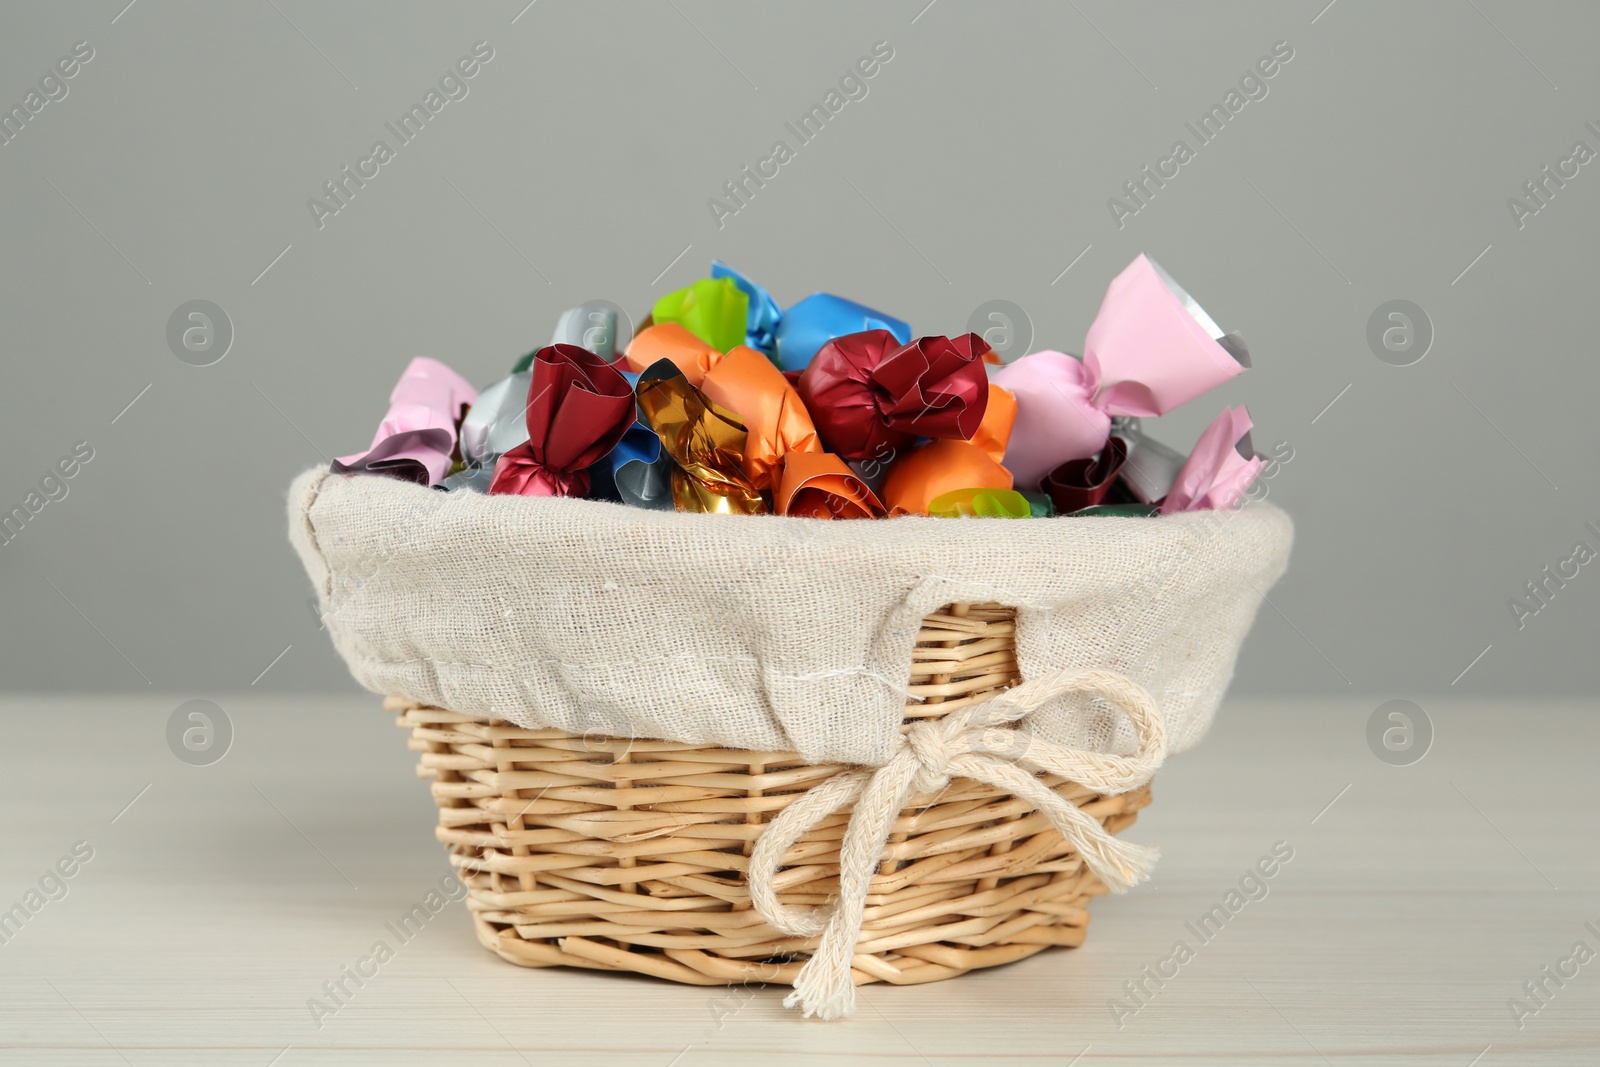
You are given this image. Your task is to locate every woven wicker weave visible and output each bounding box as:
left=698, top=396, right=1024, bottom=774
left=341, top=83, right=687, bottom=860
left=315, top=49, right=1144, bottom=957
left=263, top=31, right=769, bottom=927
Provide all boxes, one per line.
left=386, top=602, right=1152, bottom=988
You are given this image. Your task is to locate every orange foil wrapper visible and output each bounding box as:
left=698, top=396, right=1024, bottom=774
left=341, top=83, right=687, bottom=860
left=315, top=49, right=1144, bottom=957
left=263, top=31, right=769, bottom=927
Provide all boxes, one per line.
left=776, top=451, right=886, bottom=519
left=881, top=438, right=1013, bottom=517
left=970, top=384, right=1018, bottom=463
left=625, top=323, right=724, bottom=386
left=699, top=345, right=822, bottom=491
left=636, top=362, right=767, bottom=515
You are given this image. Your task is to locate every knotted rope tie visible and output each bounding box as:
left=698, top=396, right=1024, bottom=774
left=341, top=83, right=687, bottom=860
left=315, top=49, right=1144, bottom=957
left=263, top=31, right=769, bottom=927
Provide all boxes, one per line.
left=747, top=669, right=1168, bottom=1021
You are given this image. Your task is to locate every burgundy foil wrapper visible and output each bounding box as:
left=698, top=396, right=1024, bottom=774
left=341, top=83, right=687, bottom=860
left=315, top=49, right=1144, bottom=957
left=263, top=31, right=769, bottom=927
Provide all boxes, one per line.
left=489, top=343, right=635, bottom=498
left=1041, top=436, right=1130, bottom=514
left=796, top=330, right=991, bottom=462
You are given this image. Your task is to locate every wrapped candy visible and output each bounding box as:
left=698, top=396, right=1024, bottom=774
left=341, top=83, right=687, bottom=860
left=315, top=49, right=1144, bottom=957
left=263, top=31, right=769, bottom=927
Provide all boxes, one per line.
left=550, top=301, right=632, bottom=362
left=651, top=276, right=749, bottom=354
left=1019, top=491, right=1055, bottom=518
left=880, top=438, right=1012, bottom=517
left=929, top=487, right=1032, bottom=519
left=512, top=302, right=634, bottom=374
left=699, top=345, right=821, bottom=491
left=488, top=344, right=635, bottom=497
left=441, top=465, right=496, bottom=493
left=588, top=422, right=673, bottom=509
left=712, top=261, right=782, bottom=357
left=1161, top=406, right=1263, bottom=514
left=1041, top=436, right=1129, bottom=514
left=458, top=371, right=532, bottom=468
left=868, top=378, right=1014, bottom=516
left=774, top=293, right=911, bottom=372
left=581, top=367, right=670, bottom=509
left=994, top=254, right=1249, bottom=487
left=1114, top=417, right=1188, bottom=505
left=635, top=360, right=767, bottom=515
left=332, top=357, right=477, bottom=486
left=624, top=323, right=724, bottom=386
left=339, top=255, right=1271, bottom=521
left=969, top=384, right=1017, bottom=464
left=776, top=451, right=885, bottom=519
left=1075, top=503, right=1162, bottom=518
left=797, top=331, right=990, bottom=462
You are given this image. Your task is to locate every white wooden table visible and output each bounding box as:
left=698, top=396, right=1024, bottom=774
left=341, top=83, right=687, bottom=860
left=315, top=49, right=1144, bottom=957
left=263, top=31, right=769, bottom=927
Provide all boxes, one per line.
left=1, top=695, right=1593, bottom=1065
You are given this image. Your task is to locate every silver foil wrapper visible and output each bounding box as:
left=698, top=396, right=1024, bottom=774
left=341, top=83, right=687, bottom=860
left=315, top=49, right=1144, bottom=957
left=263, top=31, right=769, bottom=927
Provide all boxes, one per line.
left=441, top=462, right=497, bottom=493
left=458, top=372, right=532, bottom=467
left=1148, top=257, right=1250, bottom=369
left=551, top=301, right=632, bottom=362
left=615, top=451, right=674, bottom=509
left=1113, top=417, right=1187, bottom=504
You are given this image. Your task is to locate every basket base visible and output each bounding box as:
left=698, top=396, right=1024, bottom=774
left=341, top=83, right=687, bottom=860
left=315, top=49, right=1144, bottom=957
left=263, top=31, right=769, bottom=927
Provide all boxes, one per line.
left=391, top=699, right=1150, bottom=989
left=386, top=602, right=1153, bottom=990
left=466, top=864, right=1124, bottom=988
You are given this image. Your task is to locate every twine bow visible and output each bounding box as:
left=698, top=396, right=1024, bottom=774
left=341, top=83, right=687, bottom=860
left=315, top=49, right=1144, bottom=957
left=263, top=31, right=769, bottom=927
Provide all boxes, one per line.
left=747, top=669, right=1168, bottom=1021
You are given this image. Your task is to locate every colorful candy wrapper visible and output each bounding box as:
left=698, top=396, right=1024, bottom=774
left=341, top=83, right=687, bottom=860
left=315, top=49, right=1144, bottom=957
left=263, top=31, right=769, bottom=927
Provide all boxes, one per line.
left=775, top=451, right=885, bottom=519
left=994, top=254, right=1249, bottom=487
left=652, top=276, right=749, bottom=354
left=549, top=301, right=632, bottom=362
left=635, top=360, right=767, bottom=515
left=831, top=372, right=1009, bottom=508
left=1114, top=417, right=1188, bottom=505
left=587, top=366, right=674, bottom=510
left=624, top=323, right=724, bottom=386
left=1073, top=502, right=1162, bottom=518
left=773, top=293, right=911, bottom=372
left=458, top=371, right=532, bottom=468
left=699, top=344, right=821, bottom=491
left=712, top=261, right=782, bottom=357
left=797, top=331, right=991, bottom=462
left=1041, top=436, right=1129, bottom=514
left=440, top=464, right=496, bottom=493
left=880, top=438, right=1013, bottom=517
left=332, top=357, right=477, bottom=486
left=970, top=384, right=1017, bottom=463
left=1160, top=406, right=1264, bottom=514
left=1019, top=491, right=1055, bottom=518
left=588, top=423, right=673, bottom=510
left=488, top=344, right=635, bottom=498
left=928, top=487, right=1032, bottom=519
left=615, top=442, right=675, bottom=508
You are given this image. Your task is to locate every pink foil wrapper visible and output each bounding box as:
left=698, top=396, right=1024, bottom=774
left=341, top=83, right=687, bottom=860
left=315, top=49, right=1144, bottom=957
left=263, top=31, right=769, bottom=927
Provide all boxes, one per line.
left=332, top=357, right=478, bottom=486
left=1161, top=405, right=1264, bottom=513
left=995, top=254, right=1248, bottom=488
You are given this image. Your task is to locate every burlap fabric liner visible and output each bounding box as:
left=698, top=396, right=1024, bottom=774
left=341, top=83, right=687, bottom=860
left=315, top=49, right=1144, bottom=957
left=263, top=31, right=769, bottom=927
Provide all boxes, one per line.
left=288, top=467, right=1291, bottom=1018
left=288, top=467, right=1290, bottom=762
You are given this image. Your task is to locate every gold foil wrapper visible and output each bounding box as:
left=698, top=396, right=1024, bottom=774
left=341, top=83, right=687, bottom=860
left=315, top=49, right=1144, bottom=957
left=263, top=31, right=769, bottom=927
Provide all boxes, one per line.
left=637, top=362, right=767, bottom=515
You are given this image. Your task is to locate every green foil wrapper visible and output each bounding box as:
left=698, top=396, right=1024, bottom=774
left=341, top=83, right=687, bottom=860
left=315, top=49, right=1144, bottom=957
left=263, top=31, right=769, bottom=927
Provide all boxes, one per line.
left=928, top=487, right=1033, bottom=519
left=1067, top=503, right=1162, bottom=518
left=1019, top=491, right=1055, bottom=518
left=651, top=277, right=750, bottom=354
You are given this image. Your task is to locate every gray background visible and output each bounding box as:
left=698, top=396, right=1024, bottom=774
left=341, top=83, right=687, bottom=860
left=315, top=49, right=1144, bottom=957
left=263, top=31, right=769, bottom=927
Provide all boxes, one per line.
left=2, top=0, right=1596, bottom=701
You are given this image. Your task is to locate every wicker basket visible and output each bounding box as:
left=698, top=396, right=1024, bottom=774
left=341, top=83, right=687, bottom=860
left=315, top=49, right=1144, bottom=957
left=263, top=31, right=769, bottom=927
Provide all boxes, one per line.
left=386, top=602, right=1152, bottom=990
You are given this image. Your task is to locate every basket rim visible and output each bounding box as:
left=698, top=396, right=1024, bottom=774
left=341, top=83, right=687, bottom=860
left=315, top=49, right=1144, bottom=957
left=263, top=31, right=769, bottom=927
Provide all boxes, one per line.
left=297, top=464, right=1290, bottom=539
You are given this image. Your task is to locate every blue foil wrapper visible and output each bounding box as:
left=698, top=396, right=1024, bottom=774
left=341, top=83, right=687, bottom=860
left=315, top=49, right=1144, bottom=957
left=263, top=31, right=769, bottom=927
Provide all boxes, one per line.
left=711, top=261, right=783, bottom=358
left=773, top=293, right=911, bottom=373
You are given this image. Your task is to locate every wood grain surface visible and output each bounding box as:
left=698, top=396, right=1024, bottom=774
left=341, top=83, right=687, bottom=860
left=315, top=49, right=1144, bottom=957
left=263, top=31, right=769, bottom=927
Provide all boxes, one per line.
left=0, top=695, right=1593, bottom=1066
